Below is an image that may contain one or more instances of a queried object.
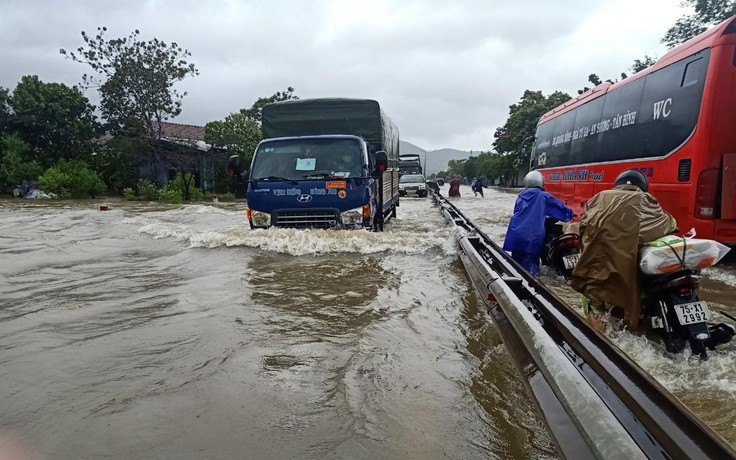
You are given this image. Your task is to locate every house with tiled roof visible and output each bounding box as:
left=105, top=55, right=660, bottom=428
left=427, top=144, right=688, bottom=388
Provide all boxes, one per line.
left=134, top=121, right=229, bottom=190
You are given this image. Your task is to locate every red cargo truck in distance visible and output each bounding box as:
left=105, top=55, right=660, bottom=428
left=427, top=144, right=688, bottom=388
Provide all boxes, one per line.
left=530, top=16, right=736, bottom=244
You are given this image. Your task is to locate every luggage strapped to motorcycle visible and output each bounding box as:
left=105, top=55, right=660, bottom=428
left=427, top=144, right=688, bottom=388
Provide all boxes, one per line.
left=663, top=236, right=688, bottom=270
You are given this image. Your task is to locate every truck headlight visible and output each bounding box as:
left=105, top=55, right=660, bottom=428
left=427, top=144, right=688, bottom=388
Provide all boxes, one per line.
left=418, top=184, right=426, bottom=189
left=251, top=209, right=271, bottom=227
left=399, top=184, right=405, bottom=190
left=341, top=207, right=364, bottom=226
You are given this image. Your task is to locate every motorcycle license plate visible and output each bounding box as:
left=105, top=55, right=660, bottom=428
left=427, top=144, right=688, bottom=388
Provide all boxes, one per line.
left=562, top=254, right=580, bottom=269
left=674, top=301, right=711, bottom=325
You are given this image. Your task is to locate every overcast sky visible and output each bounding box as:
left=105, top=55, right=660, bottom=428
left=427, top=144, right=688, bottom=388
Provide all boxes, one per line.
left=1, top=0, right=690, bottom=151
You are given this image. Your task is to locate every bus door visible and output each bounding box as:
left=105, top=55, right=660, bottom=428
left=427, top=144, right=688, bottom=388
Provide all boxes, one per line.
left=721, top=154, right=736, bottom=220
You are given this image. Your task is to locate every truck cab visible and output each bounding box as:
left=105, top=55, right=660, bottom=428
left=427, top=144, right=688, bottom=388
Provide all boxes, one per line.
left=246, top=135, right=379, bottom=229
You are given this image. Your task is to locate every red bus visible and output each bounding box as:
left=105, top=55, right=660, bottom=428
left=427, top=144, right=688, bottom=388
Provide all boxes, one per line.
left=531, top=16, right=736, bottom=244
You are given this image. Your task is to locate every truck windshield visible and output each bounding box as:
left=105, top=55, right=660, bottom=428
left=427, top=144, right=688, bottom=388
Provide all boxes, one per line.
left=251, top=138, right=364, bottom=181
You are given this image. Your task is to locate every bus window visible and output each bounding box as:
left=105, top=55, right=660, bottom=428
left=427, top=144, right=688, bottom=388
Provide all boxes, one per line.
left=547, top=109, right=575, bottom=167
left=682, top=57, right=706, bottom=87
left=639, top=50, right=709, bottom=159
left=570, top=96, right=604, bottom=165
left=598, top=77, right=645, bottom=163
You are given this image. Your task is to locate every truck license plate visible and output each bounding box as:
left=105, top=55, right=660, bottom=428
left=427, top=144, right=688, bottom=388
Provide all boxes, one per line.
left=562, top=254, right=580, bottom=270
left=674, top=301, right=711, bottom=325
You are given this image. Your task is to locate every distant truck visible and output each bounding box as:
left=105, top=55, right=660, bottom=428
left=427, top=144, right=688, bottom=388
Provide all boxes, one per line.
left=399, top=154, right=423, bottom=175
left=232, top=98, right=400, bottom=231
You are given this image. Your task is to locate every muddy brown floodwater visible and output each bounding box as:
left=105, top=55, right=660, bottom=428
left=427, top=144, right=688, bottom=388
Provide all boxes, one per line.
left=450, top=184, right=736, bottom=447
left=3, top=186, right=735, bottom=459
left=1, top=197, right=556, bottom=460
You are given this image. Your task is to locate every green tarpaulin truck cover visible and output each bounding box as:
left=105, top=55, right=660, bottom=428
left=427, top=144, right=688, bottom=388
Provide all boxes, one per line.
left=261, top=98, right=398, bottom=151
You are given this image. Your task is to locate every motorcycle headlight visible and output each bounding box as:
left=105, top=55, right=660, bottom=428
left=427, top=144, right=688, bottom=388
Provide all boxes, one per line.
left=341, top=207, right=364, bottom=226
left=251, top=209, right=271, bottom=227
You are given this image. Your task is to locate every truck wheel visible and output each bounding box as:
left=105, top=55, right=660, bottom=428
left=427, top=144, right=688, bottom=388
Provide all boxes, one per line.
left=391, top=205, right=397, bottom=218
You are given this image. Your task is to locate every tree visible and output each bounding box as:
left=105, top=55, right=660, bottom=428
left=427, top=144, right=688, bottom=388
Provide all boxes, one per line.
left=491, top=90, right=571, bottom=187
left=0, top=87, right=10, bottom=135
left=662, top=0, right=736, bottom=48
left=90, top=137, right=141, bottom=194
left=0, top=135, right=43, bottom=191
left=38, top=158, right=105, bottom=199
left=493, top=90, right=571, bottom=156
left=60, top=27, right=199, bottom=142
left=204, top=88, right=298, bottom=170
left=630, top=55, right=657, bottom=74
left=240, top=86, right=298, bottom=122
left=204, top=112, right=261, bottom=164
left=8, top=75, right=101, bottom=166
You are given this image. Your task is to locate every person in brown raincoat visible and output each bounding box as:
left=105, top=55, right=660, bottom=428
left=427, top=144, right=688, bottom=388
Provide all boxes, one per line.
left=570, top=169, right=677, bottom=331
left=448, top=175, right=461, bottom=197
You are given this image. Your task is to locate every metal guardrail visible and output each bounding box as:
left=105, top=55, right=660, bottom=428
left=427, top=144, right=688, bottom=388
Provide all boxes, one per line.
left=432, top=191, right=736, bottom=460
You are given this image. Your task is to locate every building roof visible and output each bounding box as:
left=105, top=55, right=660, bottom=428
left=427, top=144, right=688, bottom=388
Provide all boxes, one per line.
left=156, top=121, right=206, bottom=141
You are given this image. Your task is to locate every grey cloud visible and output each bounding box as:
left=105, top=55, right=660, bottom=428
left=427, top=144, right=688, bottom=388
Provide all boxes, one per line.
left=1, top=0, right=685, bottom=151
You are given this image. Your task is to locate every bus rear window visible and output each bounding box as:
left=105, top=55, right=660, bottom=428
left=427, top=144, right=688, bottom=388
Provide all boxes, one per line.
left=682, top=57, right=706, bottom=87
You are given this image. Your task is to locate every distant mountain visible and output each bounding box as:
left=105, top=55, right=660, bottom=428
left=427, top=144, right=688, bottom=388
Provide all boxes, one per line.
left=399, top=140, right=427, bottom=155
left=399, top=140, right=476, bottom=175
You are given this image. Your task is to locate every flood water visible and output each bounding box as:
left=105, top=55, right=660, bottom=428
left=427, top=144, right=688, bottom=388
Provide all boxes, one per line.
left=1, top=195, right=555, bottom=460
left=2, top=186, right=735, bottom=459
left=447, top=184, right=736, bottom=448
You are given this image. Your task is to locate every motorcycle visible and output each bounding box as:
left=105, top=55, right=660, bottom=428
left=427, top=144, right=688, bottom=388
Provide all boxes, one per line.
left=542, top=218, right=581, bottom=280
left=641, top=268, right=734, bottom=359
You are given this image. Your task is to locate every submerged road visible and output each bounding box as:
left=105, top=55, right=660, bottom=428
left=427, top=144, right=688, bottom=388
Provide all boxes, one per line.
left=0, top=186, right=734, bottom=459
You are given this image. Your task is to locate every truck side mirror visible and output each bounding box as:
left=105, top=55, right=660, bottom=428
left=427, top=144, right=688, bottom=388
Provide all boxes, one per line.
left=228, top=155, right=241, bottom=179
left=373, top=151, right=388, bottom=177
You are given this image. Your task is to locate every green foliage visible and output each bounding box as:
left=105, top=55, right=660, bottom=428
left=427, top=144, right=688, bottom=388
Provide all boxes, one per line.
left=493, top=90, right=571, bottom=156
left=38, top=159, right=105, bottom=199
left=446, top=152, right=521, bottom=186
left=8, top=75, right=101, bottom=166
left=90, top=138, right=141, bottom=193
left=577, top=74, right=605, bottom=95
left=61, top=27, right=199, bottom=140
left=0, top=87, right=10, bottom=134
left=0, top=135, right=43, bottom=189
left=630, top=55, right=657, bottom=74
left=216, top=192, right=236, bottom=202
left=125, top=176, right=208, bottom=202
left=240, top=87, right=298, bottom=122
left=204, top=112, right=261, bottom=167
left=163, top=172, right=203, bottom=201
left=204, top=87, right=298, bottom=171
left=158, top=188, right=183, bottom=204
left=136, top=179, right=159, bottom=200
left=662, top=0, right=735, bottom=47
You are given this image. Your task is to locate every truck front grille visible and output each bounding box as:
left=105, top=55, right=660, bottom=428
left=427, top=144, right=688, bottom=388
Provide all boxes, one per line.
left=273, top=209, right=339, bottom=229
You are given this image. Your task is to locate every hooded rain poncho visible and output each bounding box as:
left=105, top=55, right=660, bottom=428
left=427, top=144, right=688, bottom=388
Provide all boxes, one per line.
left=503, top=187, right=574, bottom=256
left=570, top=184, right=677, bottom=330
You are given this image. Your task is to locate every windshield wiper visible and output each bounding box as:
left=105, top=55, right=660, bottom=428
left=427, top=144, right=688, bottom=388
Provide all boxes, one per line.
left=253, top=176, right=298, bottom=184
left=302, top=171, right=340, bottom=179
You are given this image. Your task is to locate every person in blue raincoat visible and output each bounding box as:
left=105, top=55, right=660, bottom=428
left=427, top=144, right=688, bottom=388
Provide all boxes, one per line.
left=503, top=170, right=574, bottom=276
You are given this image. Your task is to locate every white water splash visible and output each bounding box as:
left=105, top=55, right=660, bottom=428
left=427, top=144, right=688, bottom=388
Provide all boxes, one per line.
left=122, top=199, right=458, bottom=257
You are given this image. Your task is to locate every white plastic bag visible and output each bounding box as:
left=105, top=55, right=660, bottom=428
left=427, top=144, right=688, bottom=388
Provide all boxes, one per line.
left=639, top=234, right=730, bottom=274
